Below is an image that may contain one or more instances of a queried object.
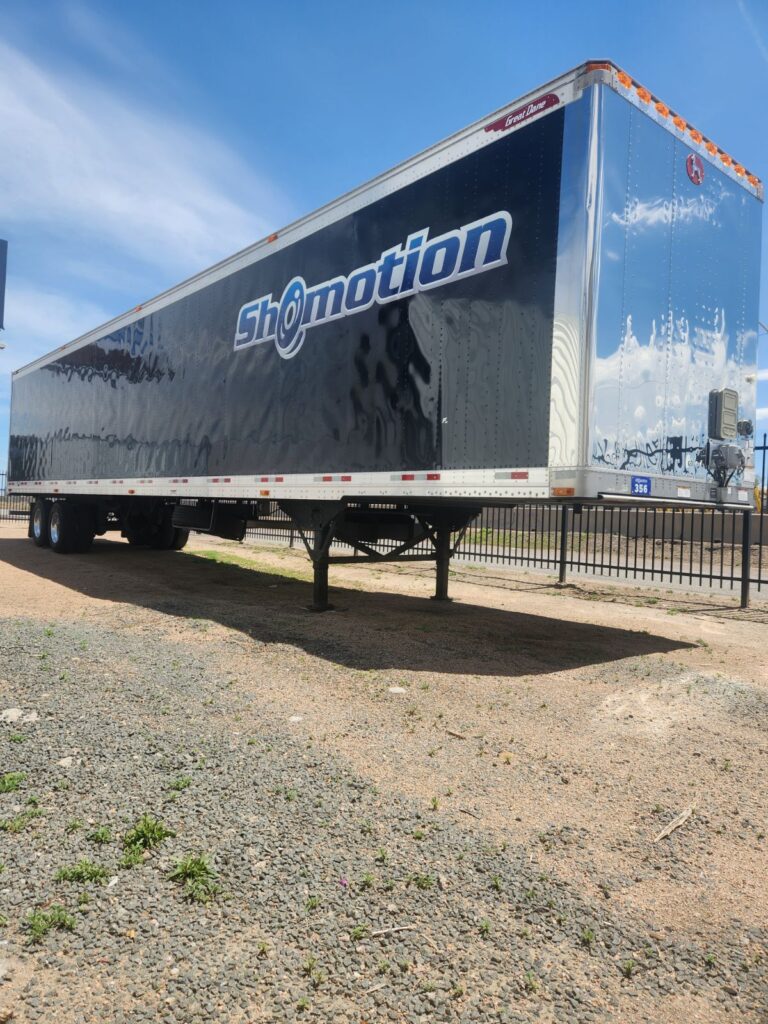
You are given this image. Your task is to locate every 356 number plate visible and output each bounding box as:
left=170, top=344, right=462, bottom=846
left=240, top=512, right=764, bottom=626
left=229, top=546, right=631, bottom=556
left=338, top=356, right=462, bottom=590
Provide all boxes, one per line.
left=631, top=475, right=652, bottom=496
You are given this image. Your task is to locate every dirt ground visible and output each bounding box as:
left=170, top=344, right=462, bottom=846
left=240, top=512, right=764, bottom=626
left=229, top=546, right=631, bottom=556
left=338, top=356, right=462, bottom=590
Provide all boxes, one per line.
left=0, top=524, right=766, bottom=1022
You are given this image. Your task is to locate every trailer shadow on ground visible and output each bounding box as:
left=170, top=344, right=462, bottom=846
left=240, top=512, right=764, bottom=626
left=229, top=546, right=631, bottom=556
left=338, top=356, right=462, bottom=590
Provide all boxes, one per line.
left=0, top=536, right=693, bottom=677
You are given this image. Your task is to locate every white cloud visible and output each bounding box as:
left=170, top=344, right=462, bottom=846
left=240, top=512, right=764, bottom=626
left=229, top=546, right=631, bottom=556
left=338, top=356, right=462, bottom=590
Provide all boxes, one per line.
left=758, top=368, right=768, bottom=382
left=758, top=407, right=768, bottom=421
left=0, top=38, right=292, bottom=278
left=3, top=280, right=111, bottom=360
left=738, top=0, right=768, bottom=67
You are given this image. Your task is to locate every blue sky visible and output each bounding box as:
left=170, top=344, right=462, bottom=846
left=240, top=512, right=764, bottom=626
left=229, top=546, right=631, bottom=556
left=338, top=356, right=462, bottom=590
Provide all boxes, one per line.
left=1, top=0, right=767, bottom=465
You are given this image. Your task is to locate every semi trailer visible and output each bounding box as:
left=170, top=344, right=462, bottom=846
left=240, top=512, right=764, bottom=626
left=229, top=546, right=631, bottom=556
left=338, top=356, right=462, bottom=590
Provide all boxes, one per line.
left=7, top=60, right=763, bottom=609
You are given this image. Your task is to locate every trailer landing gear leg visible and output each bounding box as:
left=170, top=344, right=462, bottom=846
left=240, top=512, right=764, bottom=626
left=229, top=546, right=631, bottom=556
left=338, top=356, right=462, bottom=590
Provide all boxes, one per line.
left=432, top=525, right=452, bottom=602
left=311, top=530, right=332, bottom=613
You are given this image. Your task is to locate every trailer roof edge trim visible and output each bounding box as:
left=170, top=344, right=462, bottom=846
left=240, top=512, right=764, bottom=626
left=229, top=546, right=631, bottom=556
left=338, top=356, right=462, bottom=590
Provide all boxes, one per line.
left=12, top=58, right=762, bottom=381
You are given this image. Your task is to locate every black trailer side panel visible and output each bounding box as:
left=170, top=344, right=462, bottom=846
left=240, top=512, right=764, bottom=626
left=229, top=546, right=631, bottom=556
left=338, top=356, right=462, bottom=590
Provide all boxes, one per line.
left=9, top=110, right=564, bottom=483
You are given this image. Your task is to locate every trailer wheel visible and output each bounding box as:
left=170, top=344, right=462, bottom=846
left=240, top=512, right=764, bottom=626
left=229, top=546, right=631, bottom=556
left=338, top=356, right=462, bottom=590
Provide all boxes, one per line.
left=171, top=528, right=189, bottom=551
left=31, top=499, right=50, bottom=548
left=48, top=502, right=77, bottom=554
left=150, top=516, right=176, bottom=550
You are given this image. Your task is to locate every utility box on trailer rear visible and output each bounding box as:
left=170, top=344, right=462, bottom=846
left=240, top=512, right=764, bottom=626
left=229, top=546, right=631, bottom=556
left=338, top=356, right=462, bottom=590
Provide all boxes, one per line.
left=6, top=60, right=763, bottom=607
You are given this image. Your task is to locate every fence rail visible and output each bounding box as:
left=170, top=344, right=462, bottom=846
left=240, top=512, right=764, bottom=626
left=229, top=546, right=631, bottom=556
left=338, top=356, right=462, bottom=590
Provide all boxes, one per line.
left=2, top=433, right=765, bottom=604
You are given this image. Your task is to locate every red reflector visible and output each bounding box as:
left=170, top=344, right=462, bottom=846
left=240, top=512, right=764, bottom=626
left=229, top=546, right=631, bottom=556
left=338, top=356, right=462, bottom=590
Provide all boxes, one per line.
left=426, top=472, right=440, bottom=481
left=260, top=476, right=269, bottom=482
left=223, top=478, right=231, bottom=483
left=182, top=479, right=189, bottom=483
left=402, top=473, right=415, bottom=481
left=275, top=476, right=284, bottom=482
left=341, top=475, right=352, bottom=482
left=322, top=475, right=333, bottom=482
left=510, top=471, right=529, bottom=480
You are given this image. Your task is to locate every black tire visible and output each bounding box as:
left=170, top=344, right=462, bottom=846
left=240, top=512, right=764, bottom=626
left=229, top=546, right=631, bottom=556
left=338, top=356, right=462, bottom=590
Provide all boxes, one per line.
left=48, top=502, right=77, bottom=554
left=150, top=517, right=176, bottom=550
left=31, top=499, right=50, bottom=548
left=171, top=528, right=189, bottom=551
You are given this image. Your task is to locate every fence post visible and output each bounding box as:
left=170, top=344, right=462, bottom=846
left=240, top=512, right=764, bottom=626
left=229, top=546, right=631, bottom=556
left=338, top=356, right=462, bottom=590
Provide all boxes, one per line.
left=558, top=504, right=568, bottom=585
left=740, top=506, right=752, bottom=609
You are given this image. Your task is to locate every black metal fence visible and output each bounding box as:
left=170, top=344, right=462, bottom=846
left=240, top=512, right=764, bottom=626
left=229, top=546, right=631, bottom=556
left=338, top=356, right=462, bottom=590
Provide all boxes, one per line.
left=2, top=432, right=765, bottom=605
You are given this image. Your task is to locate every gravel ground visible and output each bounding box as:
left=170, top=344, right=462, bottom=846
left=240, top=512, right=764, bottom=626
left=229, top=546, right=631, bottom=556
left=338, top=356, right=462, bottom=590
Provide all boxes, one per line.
left=0, top=611, right=766, bottom=1024
left=0, top=528, right=767, bottom=1023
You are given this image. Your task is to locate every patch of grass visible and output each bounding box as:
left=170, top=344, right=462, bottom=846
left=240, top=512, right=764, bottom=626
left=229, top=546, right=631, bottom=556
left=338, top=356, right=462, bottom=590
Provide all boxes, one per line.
left=118, top=847, right=142, bottom=870
left=302, top=955, right=318, bottom=975
left=523, top=971, right=540, bottom=994
left=412, top=828, right=425, bottom=841
left=26, top=905, right=76, bottom=944
left=490, top=874, right=502, bottom=892
left=350, top=924, right=368, bottom=941
left=64, top=819, right=83, bottom=834
left=581, top=927, right=595, bottom=949
left=407, top=873, right=434, bottom=891
left=374, top=847, right=389, bottom=865
left=55, top=859, right=108, bottom=884
left=8, top=734, right=25, bottom=744
left=0, top=913, right=7, bottom=927
left=86, top=826, right=112, bottom=845
left=167, top=855, right=221, bottom=903
left=705, top=952, right=716, bottom=968
left=430, top=797, right=439, bottom=811
left=0, top=771, right=26, bottom=793
left=305, top=896, right=321, bottom=912
left=1, top=808, right=41, bottom=833
left=123, top=814, right=175, bottom=852
left=451, top=983, right=465, bottom=999
left=168, top=776, right=192, bottom=792
left=296, top=997, right=309, bottom=1012
left=360, top=820, right=374, bottom=836
left=621, top=959, right=636, bottom=979
left=192, top=549, right=312, bottom=583
left=377, top=960, right=391, bottom=975
left=359, top=872, right=375, bottom=890
left=257, top=941, right=269, bottom=958
left=478, top=918, right=491, bottom=938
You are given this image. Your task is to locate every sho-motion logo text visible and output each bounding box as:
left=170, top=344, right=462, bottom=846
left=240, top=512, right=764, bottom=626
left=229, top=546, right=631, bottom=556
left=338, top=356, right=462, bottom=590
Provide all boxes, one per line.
left=233, top=210, right=513, bottom=359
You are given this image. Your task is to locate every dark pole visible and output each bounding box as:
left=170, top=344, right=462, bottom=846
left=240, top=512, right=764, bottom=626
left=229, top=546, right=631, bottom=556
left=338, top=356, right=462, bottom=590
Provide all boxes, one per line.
left=312, top=554, right=329, bottom=611
left=558, top=504, right=569, bottom=585
left=740, top=506, right=752, bottom=609
left=433, top=525, right=452, bottom=601
left=310, top=522, right=334, bottom=612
